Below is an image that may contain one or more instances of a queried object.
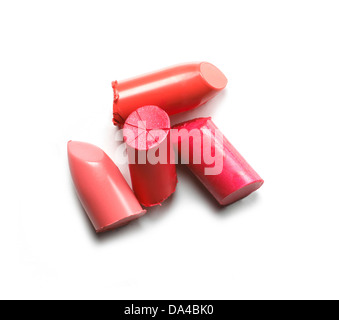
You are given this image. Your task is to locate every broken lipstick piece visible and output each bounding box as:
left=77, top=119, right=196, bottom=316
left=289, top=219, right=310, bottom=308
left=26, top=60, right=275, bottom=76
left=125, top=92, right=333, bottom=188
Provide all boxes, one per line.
left=68, top=141, right=146, bottom=233
left=172, top=118, right=264, bottom=206
left=112, top=62, right=228, bottom=126
left=123, top=105, right=178, bottom=207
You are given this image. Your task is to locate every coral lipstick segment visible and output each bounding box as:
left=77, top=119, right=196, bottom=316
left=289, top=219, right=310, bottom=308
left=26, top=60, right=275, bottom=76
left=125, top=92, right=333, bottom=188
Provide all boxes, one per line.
left=112, top=62, right=227, bottom=126
left=67, top=141, right=146, bottom=233
left=123, top=106, right=177, bottom=207
left=172, top=118, right=264, bottom=206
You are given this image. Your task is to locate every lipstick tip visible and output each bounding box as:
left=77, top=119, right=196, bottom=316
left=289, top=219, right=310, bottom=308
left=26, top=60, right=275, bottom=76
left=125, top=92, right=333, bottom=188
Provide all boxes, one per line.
left=67, top=141, right=105, bottom=162
left=200, top=62, right=228, bottom=90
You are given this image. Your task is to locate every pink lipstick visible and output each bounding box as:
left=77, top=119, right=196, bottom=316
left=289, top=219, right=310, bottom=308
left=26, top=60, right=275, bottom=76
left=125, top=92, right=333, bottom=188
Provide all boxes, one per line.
left=68, top=141, right=146, bottom=233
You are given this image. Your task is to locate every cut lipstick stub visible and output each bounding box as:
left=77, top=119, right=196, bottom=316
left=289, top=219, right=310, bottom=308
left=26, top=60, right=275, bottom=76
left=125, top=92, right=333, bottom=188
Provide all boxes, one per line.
left=123, top=105, right=178, bottom=207
left=67, top=141, right=146, bottom=233
left=112, top=62, right=228, bottom=126
left=172, top=118, right=264, bottom=206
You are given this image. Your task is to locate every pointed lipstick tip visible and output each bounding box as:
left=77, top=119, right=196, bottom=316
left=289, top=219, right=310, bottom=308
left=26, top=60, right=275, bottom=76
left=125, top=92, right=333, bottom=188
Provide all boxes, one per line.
left=67, top=141, right=105, bottom=162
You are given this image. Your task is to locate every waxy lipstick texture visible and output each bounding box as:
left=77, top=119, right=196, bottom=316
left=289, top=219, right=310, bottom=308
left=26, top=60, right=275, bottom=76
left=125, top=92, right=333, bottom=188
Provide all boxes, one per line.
left=68, top=141, right=146, bottom=233
left=112, top=62, right=228, bottom=126
left=173, top=118, right=264, bottom=206
left=123, top=105, right=177, bottom=207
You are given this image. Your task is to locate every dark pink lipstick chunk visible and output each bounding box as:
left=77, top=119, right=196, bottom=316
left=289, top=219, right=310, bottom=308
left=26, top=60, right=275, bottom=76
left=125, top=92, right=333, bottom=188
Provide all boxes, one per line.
left=172, top=118, right=264, bottom=206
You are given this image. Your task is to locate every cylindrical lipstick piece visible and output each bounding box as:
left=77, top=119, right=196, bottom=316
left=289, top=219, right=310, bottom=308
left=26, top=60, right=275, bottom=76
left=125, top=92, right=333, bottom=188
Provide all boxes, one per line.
left=172, top=118, right=264, bottom=206
left=68, top=141, right=146, bottom=233
left=113, top=62, right=228, bottom=126
left=123, top=105, right=177, bottom=207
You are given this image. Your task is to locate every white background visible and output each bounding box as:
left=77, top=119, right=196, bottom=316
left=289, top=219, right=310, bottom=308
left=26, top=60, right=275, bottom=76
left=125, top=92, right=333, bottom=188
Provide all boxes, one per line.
left=1, top=0, right=338, bottom=300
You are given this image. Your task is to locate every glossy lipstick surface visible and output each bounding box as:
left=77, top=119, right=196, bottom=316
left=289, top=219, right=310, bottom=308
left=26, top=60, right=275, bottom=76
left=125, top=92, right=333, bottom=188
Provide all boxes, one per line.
left=68, top=141, right=146, bottom=233
left=173, top=118, right=264, bottom=206
left=123, top=105, right=177, bottom=207
left=112, top=62, right=227, bottom=126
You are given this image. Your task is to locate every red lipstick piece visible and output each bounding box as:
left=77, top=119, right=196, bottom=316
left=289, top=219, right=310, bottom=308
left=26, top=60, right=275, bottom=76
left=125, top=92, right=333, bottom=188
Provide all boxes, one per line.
left=68, top=141, right=146, bottom=233
left=123, top=105, right=177, bottom=207
left=112, top=62, right=228, bottom=126
left=172, top=118, right=264, bottom=206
